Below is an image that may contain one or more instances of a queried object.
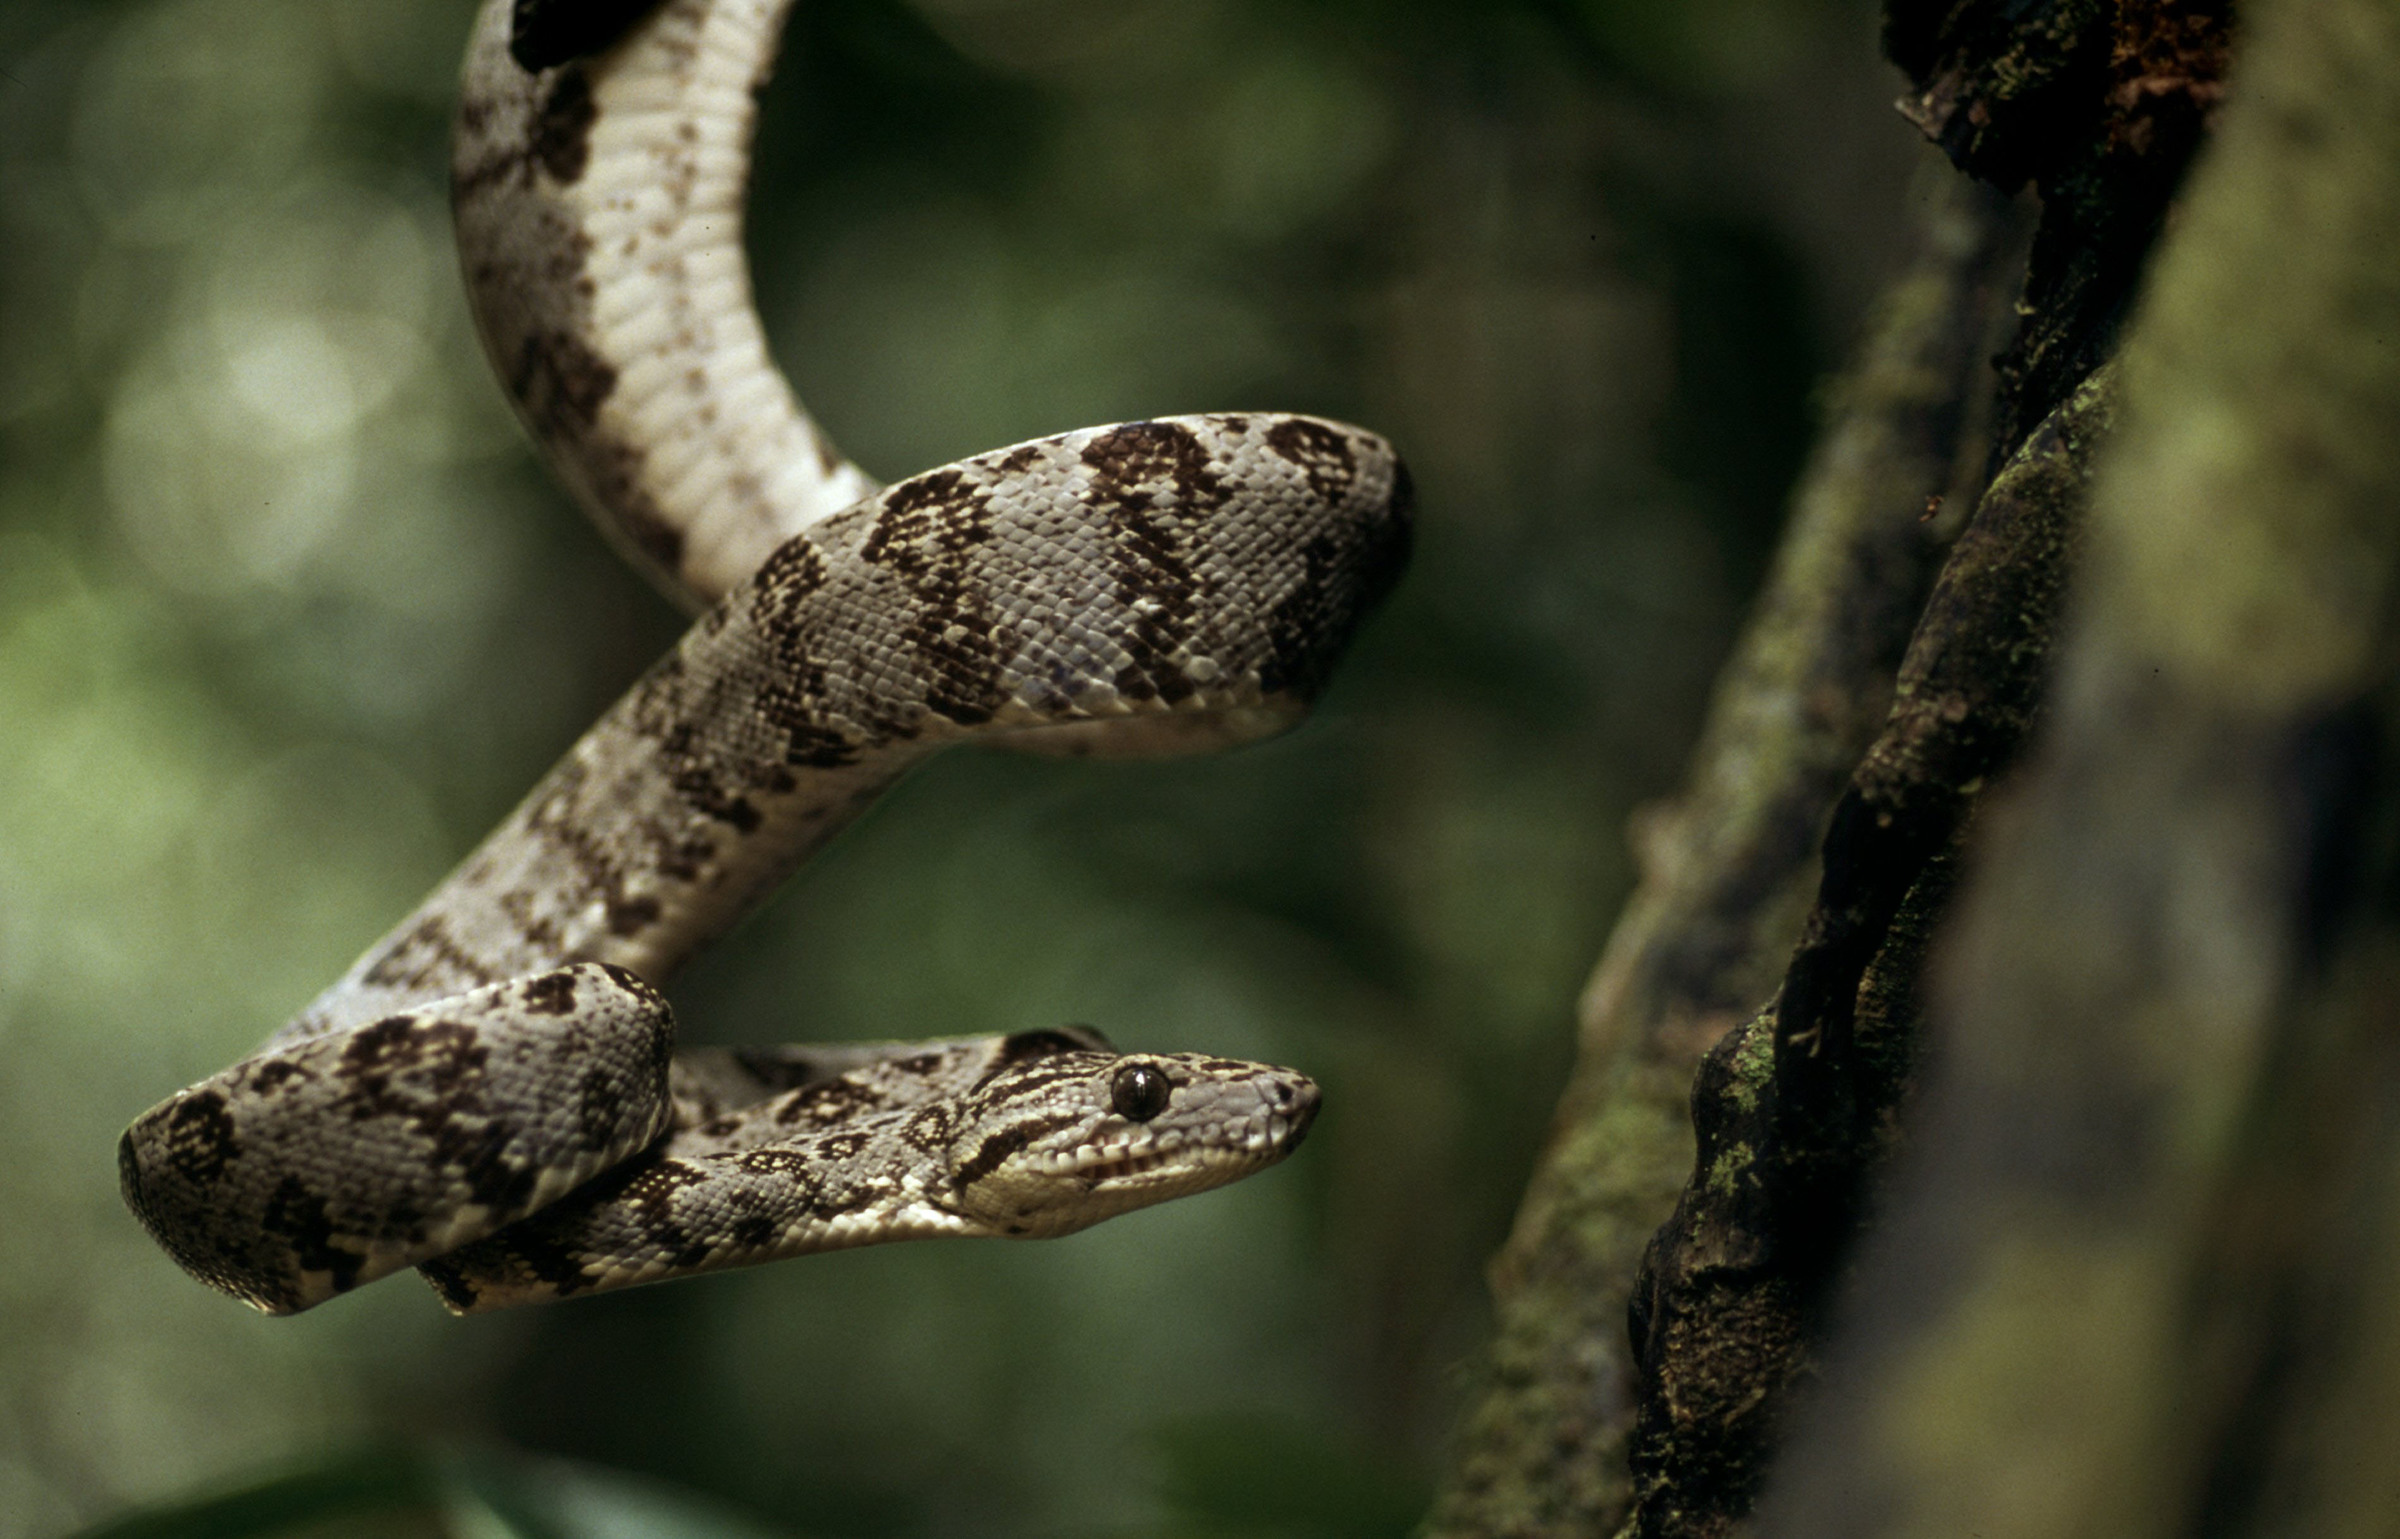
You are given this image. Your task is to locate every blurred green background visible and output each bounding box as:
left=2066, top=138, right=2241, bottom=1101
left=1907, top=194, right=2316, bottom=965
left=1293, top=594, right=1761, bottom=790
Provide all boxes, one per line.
left=0, top=0, right=1924, bottom=1533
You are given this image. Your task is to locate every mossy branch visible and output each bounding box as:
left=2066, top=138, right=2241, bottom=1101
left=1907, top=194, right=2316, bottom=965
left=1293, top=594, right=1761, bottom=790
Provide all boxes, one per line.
left=1420, top=170, right=2018, bottom=1539
left=1760, top=0, right=2400, bottom=1531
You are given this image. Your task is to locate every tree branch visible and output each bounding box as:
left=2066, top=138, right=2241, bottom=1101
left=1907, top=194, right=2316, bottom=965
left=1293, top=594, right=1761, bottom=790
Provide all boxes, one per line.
left=1623, top=364, right=2112, bottom=1539
left=1422, top=170, right=2018, bottom=1539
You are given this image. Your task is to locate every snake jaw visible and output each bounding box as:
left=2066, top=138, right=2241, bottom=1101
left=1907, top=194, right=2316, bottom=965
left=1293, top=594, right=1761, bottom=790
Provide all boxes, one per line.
left=947, top=1053, right=1321, bottom=1238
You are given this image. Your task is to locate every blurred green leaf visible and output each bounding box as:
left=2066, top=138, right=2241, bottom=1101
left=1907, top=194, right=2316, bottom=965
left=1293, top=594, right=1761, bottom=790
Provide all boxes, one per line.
left=63, top=1448, right=444, bottom=1539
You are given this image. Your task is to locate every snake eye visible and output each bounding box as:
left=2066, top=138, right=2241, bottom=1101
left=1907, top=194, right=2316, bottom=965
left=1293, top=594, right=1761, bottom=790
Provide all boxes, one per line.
left=1110, top=1061, right=1172, bottom=1122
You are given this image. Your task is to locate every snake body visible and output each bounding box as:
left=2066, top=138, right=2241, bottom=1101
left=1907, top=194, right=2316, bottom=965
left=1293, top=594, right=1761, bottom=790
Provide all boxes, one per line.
left=118, top=0, right=1409, bottom=1317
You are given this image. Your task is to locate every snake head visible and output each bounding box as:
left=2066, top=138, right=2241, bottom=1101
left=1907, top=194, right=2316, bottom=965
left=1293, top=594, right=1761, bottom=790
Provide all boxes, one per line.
left=945, top=1049, right=1320, bottom=1238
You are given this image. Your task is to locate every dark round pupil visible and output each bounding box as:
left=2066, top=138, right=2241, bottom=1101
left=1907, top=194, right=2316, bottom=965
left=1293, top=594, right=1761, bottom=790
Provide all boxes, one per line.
left=1110, top=1062, right=1171, bottom=1122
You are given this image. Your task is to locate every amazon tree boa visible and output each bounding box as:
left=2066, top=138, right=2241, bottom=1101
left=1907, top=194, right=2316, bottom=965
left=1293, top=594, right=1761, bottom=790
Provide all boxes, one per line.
left=117, top=0, right=1410, bottom=1317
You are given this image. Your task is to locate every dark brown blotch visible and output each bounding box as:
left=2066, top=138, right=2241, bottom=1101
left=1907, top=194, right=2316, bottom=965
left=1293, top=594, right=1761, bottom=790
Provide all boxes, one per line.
left=575, top=1064, right=628, bottom=1150
left=435, top=1219, right=595, bottom=1299
left=435, top=1116, right=543, bottom=1214
left=151, top=1089, right=241, bottom=1187
left=1080, top=420, right=1219, bottom=507
left=747, top=537, right=872, bottom=767
left=1264, top=418, right=1358, bottom=504
left=606, top=895, right=663, bottom=937
left=529, top=66, right=598, bottom=184
left=817, top=1132, right=869, bottom=1161
left=668, top=760, right=762, bottom=832
left=996, top=1028, right=1105, bottom=1066
left=1251, top=487, right=1409, bottom=701
left=952, top=1125, right=1037, bottom=1189
left=343, top=1015, right=421, bottom=1069
left=511, top=327, right=618, bottom=436
left=509, top=0, right=665, bottom=72
left=334, top=1019, right=492, bottom=1134
left=752, top=533, right=828, bottom=600
left=620, top=1159, right=709, bottom=1221
left=258, top=1176, right=367, bottom=1296
left=247, top=1059, right=310, bottom=1097
left=771, top=1076, right=886, bottom=1126
left=664, top=1226, right=712, bottom=1269
left=869, top=468, right=992, bottom=533
left=853, top=470, right=1010, bottom=726
left=522, top=970, right=579, bottom=1015
left=902, top=1105, right=954, bottom=1155
left=1080, top=426, right=1220, bottom=707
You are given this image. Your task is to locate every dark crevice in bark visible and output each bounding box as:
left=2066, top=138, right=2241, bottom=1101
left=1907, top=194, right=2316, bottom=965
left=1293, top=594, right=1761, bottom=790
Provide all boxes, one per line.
left=1610, top=5, right=2235, bottom=1534
left=1621, top=374, right=2110, bottom=1537
left=1889, top=0, right=2233, bottom=465
left=1756, top=4, right=2400, bottom=1519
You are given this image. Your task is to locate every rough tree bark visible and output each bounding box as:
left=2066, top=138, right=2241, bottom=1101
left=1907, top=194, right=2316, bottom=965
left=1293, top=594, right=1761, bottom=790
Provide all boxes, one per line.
left=1761, top=0, right=2400, bottom=1532
left=1426, top=0, right=2252, bottom=1534
left=1622, top=363, right=2112, bottom=1538
left=1619, top=0, right=2241, bottom=1511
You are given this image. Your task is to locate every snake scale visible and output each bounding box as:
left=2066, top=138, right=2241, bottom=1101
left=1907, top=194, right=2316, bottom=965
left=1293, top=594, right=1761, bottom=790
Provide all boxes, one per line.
left=118, top=0, right=1410, bottom=1317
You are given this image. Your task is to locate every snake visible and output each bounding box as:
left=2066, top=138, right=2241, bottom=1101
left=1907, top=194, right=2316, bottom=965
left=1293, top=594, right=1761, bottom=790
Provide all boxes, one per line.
left=115, top=0, right=1410, bottom=1317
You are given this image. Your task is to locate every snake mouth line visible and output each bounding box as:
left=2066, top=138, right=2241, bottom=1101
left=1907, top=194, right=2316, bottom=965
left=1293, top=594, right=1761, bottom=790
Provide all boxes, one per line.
left=1079, top=1147, right=1189, bottom=1186
left=1076, top=1122, right=1305, bottom=1188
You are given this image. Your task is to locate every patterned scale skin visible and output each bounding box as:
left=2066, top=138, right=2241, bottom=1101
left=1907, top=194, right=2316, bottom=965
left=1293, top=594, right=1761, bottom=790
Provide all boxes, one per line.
left=121, top=964, right=676, bottom=1314
left=120, top=413, right=1407, bottom=1315
left=281, top=414, right=1410, bottom=1046
left=453, top=0, right=880, bottom=611
left=424, top=1028, right=1320, bottom=1312
left=116, top=0, right=1411, bottom=1318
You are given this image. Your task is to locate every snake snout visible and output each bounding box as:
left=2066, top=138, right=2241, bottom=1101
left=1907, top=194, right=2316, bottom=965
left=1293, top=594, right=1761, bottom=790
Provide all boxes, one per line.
left=1269, top=1071, right=1324, bottom=1151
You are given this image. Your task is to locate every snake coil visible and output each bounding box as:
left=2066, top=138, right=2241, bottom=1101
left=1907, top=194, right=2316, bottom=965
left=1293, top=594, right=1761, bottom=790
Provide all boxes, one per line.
left=118, top=0, right=1409, bottom=1316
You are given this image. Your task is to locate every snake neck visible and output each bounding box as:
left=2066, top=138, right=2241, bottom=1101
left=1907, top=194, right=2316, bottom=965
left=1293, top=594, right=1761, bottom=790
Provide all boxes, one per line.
left=419, top=1037, right=1323, bottom=1313
left=278, top=410, right=1407, bottom=1047
left=455, top=0, right=873, bottom=612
